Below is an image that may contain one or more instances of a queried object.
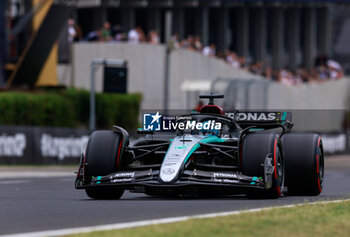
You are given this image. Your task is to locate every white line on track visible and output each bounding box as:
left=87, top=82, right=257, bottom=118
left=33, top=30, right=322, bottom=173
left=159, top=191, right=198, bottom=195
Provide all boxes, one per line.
left=0, top=172, right=74, bottom=179
left=0, top=180, right=30, bottom=185
left=59, top=178, right=74, bottom=182
left=1, top=199, right=349, bottom=237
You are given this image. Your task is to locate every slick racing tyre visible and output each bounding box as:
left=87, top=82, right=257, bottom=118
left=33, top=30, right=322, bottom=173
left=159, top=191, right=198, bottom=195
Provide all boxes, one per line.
left=282, top=133, right=324, bottom=196
left=242, top=133, right=284, bottom=199
left=84, top=130, right=125, bottom=199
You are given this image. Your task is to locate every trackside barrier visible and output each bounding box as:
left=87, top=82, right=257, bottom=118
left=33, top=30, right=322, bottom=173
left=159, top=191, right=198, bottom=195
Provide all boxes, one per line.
left=0, top=126, right=89, bottom=165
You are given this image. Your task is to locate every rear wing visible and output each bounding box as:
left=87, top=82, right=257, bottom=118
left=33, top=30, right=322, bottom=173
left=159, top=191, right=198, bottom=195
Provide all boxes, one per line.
left=226, top=111, right=293, bottom=132
left=226, top=111, right=292, bottom=123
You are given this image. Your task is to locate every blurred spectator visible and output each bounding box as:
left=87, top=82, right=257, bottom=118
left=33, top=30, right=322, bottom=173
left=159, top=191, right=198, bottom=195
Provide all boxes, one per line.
left=85, top=30, right=100, bottom=42
left=315, top=64, right=329, bottom=80
left=263, top=67, right=273, bottom=79
left=181, top=35, right=195, bottom=50
left=168, top=34, right=180, bottom=49
left=298, top=68, right=311, bottom=83
left=279, top=69, right=294, bottom=86
left=327, top=59, right=344, bottom=79
left=239, top=56, right=249, bottom=70
left=100, top=21, right=111, bottom=42
left=249, top=61, right=262, bottom=74
left=148, top=30, right=159, bottom=45
left=291, top=70, right=303, bottom=85
left=271, top=70, right=280, bottom=81
left=226, top=51, right=241, bottom=68
left=194, top=36, right=202, bottom=50
left=112, top=24, right=126, bottom=42
left=217, top=51, right=226, bottom=60
left=137, top=27, right=146, bottom=42
left=75, top=25, right=83, bottom=42
left=67, top=18, right=77, bottom=43
left=202, top=43, right=216, bottom=56
left=128, top=27, right=140, bottom=43
left=128, top=26, right=145, bottom=43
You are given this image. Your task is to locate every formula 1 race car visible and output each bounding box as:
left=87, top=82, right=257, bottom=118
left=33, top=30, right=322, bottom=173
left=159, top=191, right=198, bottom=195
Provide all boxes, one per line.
left=75, top=94, right=324, bottom=199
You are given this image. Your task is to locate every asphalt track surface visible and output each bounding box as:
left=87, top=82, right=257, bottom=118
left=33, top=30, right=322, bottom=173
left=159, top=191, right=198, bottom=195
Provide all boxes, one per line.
left=0, top=156, right=350, bottom=236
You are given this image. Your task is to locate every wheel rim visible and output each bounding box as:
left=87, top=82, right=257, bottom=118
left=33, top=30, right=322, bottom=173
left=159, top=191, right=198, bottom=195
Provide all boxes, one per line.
left=318, top=145, right=324, bottom=189
left=275, top=146, right=284, bottom=191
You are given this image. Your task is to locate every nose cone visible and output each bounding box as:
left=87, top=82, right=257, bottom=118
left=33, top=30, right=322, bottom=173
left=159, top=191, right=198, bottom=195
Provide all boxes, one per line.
left=159, top=136, right=201, bottom=183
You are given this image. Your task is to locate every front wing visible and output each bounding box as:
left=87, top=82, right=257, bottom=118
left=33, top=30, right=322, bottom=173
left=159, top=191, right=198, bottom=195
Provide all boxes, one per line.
left=76, top=168, right=271, bottom=191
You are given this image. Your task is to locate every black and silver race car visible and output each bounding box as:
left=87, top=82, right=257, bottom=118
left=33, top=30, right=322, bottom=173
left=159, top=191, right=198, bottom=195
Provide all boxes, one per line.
left=75, top=94, right=324, bottom=199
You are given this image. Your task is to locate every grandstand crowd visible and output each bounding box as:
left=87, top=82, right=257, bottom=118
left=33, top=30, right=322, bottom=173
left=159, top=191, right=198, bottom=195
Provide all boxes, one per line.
left=68, top=19, right=344, bottom=86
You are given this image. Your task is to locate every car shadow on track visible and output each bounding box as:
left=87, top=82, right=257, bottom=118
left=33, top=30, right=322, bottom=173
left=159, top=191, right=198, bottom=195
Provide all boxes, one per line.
left=78, top=194, right=289, bottom=201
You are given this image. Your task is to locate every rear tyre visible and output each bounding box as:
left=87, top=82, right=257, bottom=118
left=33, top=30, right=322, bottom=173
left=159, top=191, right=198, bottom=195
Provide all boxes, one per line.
left=242, top=133, right=284, bottom=199
left=282, top=133, right=324, bottom=196
left=84, top=130, right=125, bottom=199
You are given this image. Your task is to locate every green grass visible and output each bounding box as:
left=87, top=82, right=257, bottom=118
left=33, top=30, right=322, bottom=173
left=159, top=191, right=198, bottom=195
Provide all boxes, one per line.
left=66, top=200, right=350, bottom=237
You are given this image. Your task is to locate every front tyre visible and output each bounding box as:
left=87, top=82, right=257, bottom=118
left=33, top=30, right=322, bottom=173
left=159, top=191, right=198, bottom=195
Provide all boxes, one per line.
left=242, top=133, right=284, bottom=199
left=84, top=130, right=125, bottom=199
